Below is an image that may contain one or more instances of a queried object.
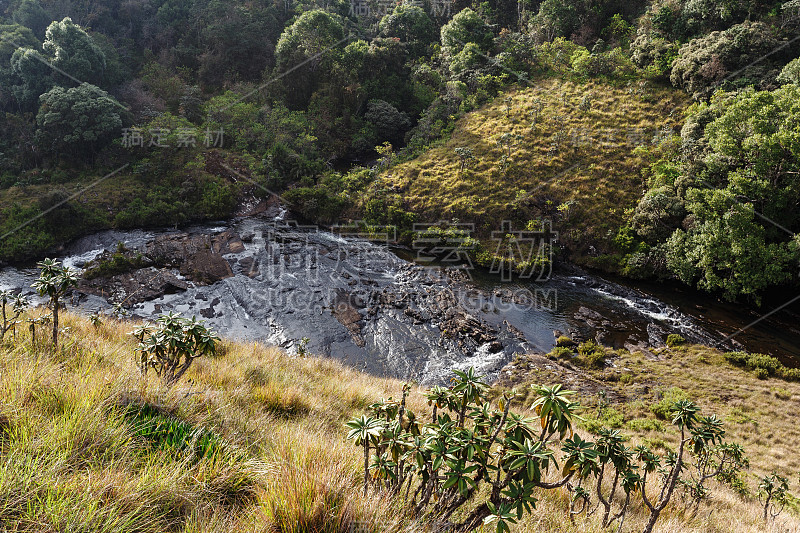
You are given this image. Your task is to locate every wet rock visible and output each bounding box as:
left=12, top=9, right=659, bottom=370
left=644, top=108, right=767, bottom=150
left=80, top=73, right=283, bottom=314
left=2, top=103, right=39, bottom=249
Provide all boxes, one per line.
left=238, top=257, right=260, bottom=278
left=212, top=230, right=245, bottom=255
left=146, top=233, right=236, bottom=284
left=332, top=292, right=366, bottom=347
left=78, top=267, right=189, bottom=306
left=181, top=248, right=233, bottom=284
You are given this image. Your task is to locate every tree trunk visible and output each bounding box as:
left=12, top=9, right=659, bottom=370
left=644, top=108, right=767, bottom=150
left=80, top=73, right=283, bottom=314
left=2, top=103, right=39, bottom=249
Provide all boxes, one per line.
left=642, top=509, right=660, bottom=533
left=52, top=299, right=59, bottom=350
left=363, top=442, right=369, bottom=495
left=455, top=502, right=492, bottom=533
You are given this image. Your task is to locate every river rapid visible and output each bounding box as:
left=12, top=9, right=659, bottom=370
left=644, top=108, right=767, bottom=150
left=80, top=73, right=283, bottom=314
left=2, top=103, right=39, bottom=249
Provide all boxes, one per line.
left=2, top=212, right=799, bottom=385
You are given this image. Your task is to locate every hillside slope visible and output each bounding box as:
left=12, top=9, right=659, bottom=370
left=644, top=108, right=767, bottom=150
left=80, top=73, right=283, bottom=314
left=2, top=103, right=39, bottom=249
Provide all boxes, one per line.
left=0, top=310, right=797, bottom=532
left=382, top=78, right=687, bottom=269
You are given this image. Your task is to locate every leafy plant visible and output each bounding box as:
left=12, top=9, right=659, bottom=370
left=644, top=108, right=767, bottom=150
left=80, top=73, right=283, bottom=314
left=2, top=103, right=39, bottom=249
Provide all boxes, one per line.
left=347, top=370, right=742, bottom=533
left=594, top=428, right=639, bottom=529
left=758, top=473, right=789, bottom=521
left=0, top=290, right=28, bottom=342
left=346, top=371, right=591, bottom=532
left=454, top=147, right=476, bottom=173
left=131, top=312, right=220, bottom=386
left=637, top=401, right=745, bottom=533
left=345, top=414, right=384, bottom=495
left=31, top=258, right=78, bottom=349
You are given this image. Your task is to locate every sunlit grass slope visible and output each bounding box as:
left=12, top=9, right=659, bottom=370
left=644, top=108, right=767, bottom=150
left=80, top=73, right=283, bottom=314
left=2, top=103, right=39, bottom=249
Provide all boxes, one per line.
left=384, top=79, right=687, bottom=264
left=0, top=311, right=796, bottom=532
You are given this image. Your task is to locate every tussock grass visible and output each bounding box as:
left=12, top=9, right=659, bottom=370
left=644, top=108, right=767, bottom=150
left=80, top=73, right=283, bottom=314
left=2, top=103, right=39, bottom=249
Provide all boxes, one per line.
left=0, top=311, right=797, bottom=532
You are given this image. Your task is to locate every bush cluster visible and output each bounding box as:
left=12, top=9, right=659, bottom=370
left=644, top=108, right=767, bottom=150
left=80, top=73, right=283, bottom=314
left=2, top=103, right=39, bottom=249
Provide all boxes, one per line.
left=723, top=351, right=800, bottom=381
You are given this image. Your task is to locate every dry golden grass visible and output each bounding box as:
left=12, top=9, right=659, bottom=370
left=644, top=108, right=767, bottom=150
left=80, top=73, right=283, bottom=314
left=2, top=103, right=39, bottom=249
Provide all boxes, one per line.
left=500, top=344, right=800, bottom=532
left=383, top=78, right=687, bottom=258
left=0, top=311, right=796, bottom=532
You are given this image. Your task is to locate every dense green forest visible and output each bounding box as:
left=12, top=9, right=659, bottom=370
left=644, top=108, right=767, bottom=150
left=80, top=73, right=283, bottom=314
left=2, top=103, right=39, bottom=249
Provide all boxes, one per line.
left=1, top=0, right=800, bottom=303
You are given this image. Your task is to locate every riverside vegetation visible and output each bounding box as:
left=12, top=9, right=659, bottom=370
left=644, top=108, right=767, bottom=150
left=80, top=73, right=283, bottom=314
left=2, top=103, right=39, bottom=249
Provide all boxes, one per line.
left=1, top=262, right=799, bottom=532
left=1, top=0, right=800, bottom=304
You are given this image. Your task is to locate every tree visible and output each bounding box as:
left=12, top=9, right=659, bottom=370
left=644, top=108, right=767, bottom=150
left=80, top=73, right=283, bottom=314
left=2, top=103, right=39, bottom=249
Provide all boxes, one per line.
left=275, top=10, right=345, bottom=70
left=0, top=24, right=40, bottom=108
left=31, top=258, right=78, bottom=350
left=0, top=290, right=28, bottom=342
left=11, top=0, right=50, bottom=39
left=777, top=57, right=800, bottom=85
left=635, top=85, right=800, bottom=301
left=274, top=10, right=346, bottom=108
left=197, top=3, right=280, bottom=89
left=35, top=83, right=123, bottom=160
left=530, top=0, right=586, bottom=43
left=364, top=99, right=411, bottom=145
left=10, top=47, right=55, bottom=110
left=665, top=190, right=797, bottom=303
left=449, top=41, right=488, bottom=75
left=635, top=400, right=745, bottom=533
left=379, top=5, right=435, bottom=58
left=9, top=17, right=107, bottom=110
left=131, top=312, right=220, bottom=386
left=440, top=8, right=493, bottom=57
left=42, top=18, right=107, bottom=87
left=670, top=21, right=780, bottom=100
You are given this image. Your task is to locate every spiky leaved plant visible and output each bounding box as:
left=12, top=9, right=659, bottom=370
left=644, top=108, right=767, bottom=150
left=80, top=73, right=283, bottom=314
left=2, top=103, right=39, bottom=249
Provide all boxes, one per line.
left=31, top=259, right=78, bottom=350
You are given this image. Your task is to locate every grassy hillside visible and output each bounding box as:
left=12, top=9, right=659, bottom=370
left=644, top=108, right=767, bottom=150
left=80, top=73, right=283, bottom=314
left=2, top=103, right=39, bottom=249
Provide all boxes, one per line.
left=501, top=344, right=800, bottom=486
left=381, top=78, right=687, bottom=269
left=0, top=310, right=797, bottom=532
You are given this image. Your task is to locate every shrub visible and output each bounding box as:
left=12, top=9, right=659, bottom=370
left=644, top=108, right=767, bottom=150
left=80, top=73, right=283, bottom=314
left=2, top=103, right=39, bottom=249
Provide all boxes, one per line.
left=576, top=340, right=606, bottom=368
left=556, top=335, right=576, bottom=347
left=84, top=244, right=148, bottom=279
left=726, top=407, right=754, bottom=425
left=778, top=367, right=800, bottom=382
left=582, top=407, right=624, bottom=433
left=650, top=387, right=688, bottom=419
left=132, top=312, right=220, bottom=386
left=718, top=469, right=750, bottom=498
left=665, top=334, right=685, bottom=347
left=549, top=346, right=574, bottom=360
left=627, top=417, right=665, bottom=432
left=724, top=351, right=749, bottom=366
left=746, top=353, right=781, bottom=375
left=754, top=367, right=769, bottom=380
left=347, top=371, right=596, bottom=531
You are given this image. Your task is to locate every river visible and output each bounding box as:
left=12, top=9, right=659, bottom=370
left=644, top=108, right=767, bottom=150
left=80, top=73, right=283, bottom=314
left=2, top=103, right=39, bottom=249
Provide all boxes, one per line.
left=2, top=213, right=798, bottom=384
